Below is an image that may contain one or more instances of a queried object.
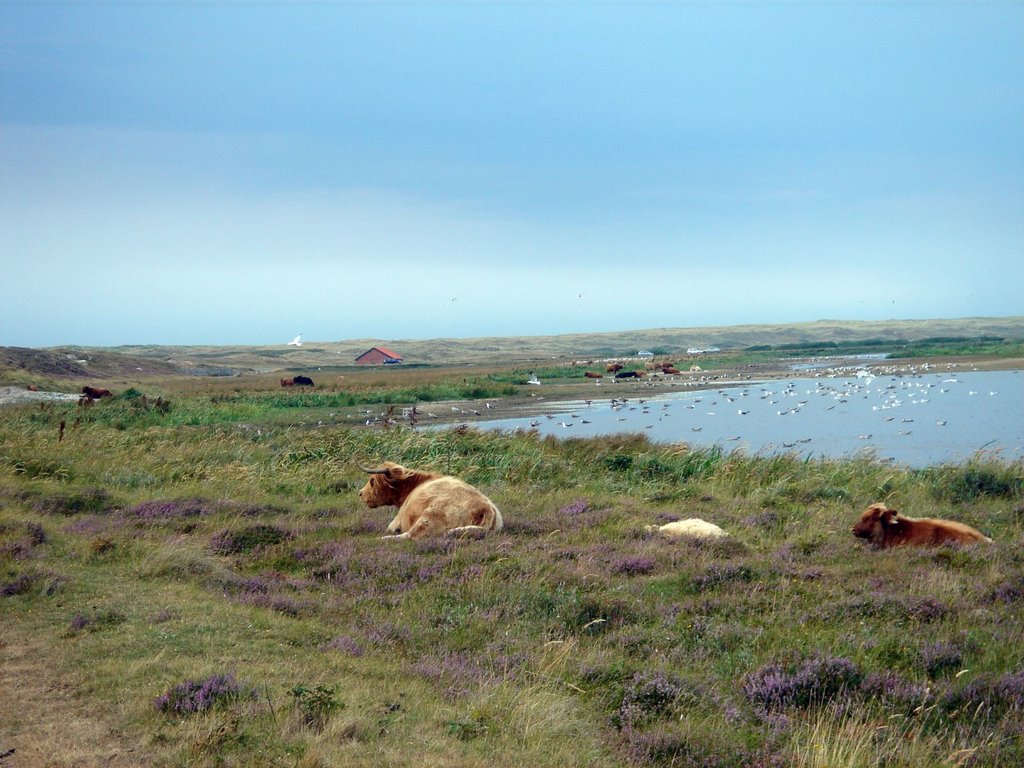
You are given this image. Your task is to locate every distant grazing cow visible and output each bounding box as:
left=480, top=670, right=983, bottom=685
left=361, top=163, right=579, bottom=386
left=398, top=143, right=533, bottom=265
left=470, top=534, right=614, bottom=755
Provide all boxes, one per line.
left=358, top=461, right=503, bottom=540
left=645, top=519, right=728, bottom=540
left=292, top=375, right=314, bottom=387
left=584, top=371, right=604, bottom=379
left=663, top=367, right=681, bottom=375
left=606, top=363, right=624, bottom=373
left=80, top=386, right=113, bottom=399
left=26, top=384, right=39, bottom=392
left=851, top=503, right=991, bottom=548
left=280, top=378, right=295, bottom=387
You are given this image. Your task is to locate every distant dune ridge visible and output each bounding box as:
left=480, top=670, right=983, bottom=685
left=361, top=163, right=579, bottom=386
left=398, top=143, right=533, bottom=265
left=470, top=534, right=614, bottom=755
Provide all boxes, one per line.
left=3, top=316, right=1023, bottom=377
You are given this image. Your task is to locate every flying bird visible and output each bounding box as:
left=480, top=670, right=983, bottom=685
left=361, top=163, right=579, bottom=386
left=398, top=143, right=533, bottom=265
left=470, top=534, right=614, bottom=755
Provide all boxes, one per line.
left=287, top=334, right=302, bottom=347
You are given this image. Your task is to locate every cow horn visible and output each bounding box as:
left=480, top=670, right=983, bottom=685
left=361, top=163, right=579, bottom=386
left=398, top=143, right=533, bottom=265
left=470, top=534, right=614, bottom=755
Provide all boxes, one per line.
left=358, top=464, right=388, bottom=474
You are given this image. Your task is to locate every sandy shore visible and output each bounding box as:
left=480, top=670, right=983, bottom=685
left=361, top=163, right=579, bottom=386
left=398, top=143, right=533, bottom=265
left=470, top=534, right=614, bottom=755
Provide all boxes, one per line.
left=0, top=386, right=81, bottom=406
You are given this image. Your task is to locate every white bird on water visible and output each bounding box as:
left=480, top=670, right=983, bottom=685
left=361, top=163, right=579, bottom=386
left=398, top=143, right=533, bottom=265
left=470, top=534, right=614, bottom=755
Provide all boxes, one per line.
left=287, top=334, right=303, bottom=347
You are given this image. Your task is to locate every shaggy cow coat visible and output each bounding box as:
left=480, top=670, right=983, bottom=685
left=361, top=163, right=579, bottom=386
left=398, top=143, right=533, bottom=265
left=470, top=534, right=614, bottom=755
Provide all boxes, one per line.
left=851, top=503, right=991, bottom=548
left=358, top=462, right=503, bottom=540
left=645, top=518, right=728, bottom=540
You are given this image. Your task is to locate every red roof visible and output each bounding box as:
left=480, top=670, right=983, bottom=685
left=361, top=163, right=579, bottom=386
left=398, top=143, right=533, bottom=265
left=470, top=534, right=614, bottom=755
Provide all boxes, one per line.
left=355, top=346, right=403, bottom=363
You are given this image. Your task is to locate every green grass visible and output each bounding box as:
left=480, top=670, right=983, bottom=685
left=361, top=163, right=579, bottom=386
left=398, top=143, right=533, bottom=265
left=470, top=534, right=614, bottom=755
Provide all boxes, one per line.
left=2, top=388, right=1023, bottom=767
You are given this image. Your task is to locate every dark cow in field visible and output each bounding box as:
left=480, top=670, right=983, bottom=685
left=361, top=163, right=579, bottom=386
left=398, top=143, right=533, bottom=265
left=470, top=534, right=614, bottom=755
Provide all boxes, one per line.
left=358, top=461, right=504, bottom=540
left=851, top=503, right=991, bottom=548
left=606, top=363, right=624, bottom=373
left=293, top=375, right=314, bottom=387
left=614, top=370, right=645, bottom=379
left=81, top=386, right=113, bottom=399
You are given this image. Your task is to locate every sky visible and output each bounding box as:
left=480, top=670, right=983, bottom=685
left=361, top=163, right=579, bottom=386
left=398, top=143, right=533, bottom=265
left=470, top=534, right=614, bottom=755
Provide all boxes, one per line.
left=2, top=1, right=1022, bottom=348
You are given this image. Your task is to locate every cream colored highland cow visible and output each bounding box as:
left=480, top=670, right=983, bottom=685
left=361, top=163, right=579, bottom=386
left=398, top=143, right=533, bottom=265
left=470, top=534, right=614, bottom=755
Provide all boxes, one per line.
left=645, top=518, right=728, bottom=540
left=358, top=461, right=503, bottom=540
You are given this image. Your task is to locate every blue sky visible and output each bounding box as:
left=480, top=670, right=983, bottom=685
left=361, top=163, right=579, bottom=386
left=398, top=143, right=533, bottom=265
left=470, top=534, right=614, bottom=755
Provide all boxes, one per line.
left=2, top=1, right=1022, bottom=348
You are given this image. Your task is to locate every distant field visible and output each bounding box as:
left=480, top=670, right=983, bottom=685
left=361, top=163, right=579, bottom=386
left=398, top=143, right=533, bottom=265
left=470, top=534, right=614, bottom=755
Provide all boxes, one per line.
left=4, top=317, right=1023, bottom=386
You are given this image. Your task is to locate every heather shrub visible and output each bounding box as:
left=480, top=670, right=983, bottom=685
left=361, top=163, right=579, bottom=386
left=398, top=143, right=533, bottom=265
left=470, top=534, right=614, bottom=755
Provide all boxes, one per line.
left=990, top=579, right=1023, bottom=604
left=125, top=498, right=212, bottom=521
left=612, top=556, right=657, bottom=576
left=859, top=671, right=933, bottom=714
left=940, top=670, right=1024, bottom=721
left=154, top=673, right=248, bottom=716
left=743, top=656, right=862, bottom=712
left=559, top=498, right=589, bottom=516
left=32, top=487, right=113, bottom=516
left=412, top=652, right=498, bottom=699
left=69, top=608, right=126, bottom=634
left=1, top=573, right=37, bottom=597
left=692, top=563, right=754, bottom=592
left=321, top=635, right=365, bottom=657
left=621, top=723, right=781, bottom=768
left=615, top=670, right=684, bottom=728
left=209, top=524, right=291, bottom=555
left=25, top=522, right=46, bottom=546
left=566, top=594, right=639, bottom=636
left=919, top=640, right=964, bottom=678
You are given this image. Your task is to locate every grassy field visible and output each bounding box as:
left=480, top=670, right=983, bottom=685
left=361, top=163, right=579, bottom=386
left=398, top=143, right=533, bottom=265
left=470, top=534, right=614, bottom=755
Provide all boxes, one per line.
left=2, top=350, right=1023, bottom=767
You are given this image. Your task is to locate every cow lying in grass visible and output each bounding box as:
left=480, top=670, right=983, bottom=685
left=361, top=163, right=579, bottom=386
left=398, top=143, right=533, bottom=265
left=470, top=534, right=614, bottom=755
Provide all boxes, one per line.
left=358, top=462, right=503, bottom=540
left=645, top=518, right=728, bottom=540
left=81, top=385, right=113, bottom=399
left=851, top=503, right=991, bottom=548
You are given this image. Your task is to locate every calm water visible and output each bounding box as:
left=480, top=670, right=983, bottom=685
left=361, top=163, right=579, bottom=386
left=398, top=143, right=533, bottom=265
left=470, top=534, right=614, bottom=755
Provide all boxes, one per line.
left=470, top=369, right=1024, bottom=467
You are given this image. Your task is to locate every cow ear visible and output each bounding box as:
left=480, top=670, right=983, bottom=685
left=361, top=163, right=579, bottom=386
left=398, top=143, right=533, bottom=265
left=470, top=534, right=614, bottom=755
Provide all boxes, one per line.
left=884, top=508, right=899, bottom=524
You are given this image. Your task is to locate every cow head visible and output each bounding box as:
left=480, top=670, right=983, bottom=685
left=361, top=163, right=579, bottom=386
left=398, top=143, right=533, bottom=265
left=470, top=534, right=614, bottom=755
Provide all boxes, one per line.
left=852, top=503, right=898, bottom=542
left=356, top=462, right=419, bottom=512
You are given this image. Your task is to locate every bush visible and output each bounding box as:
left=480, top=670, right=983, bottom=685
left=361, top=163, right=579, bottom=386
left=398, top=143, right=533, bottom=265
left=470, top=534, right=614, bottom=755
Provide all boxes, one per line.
left=209, top=525, right=290, bottom=555
left=154, top=673, right=247, bottom=716
left=290, top=683, right=342, bottom=731
left=929, top=464, right=1023, bottom=502
left=743, top=656, right=862, bottom=711
left=615, top=671, right=684, bottom=728
left=32, top=487, right=112, bottom=516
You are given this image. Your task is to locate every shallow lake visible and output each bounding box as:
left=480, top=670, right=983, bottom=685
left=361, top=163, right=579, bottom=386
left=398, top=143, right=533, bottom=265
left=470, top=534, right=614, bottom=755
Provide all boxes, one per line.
left=471, top=369, right=1024, bottom=467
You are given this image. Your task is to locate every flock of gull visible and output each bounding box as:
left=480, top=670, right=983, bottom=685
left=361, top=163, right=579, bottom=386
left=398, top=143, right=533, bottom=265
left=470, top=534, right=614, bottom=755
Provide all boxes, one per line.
left=471, top=363, right=1019, bottom=465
